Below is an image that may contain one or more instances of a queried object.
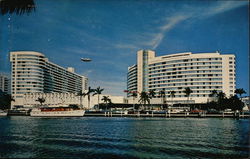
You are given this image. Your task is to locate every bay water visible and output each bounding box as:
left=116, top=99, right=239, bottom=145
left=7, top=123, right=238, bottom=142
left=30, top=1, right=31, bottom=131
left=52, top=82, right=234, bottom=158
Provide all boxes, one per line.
left=0, top=117, right=249, bottom=158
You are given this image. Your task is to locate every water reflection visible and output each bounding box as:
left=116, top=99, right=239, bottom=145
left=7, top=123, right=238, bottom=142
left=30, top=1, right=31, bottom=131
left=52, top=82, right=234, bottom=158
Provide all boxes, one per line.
left=0, top=117, right=249, bottom=158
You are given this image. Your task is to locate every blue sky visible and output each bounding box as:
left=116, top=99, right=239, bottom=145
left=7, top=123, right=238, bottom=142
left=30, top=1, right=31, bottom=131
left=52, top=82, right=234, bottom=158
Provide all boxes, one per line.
left=0, top=0, right=249, bottom=96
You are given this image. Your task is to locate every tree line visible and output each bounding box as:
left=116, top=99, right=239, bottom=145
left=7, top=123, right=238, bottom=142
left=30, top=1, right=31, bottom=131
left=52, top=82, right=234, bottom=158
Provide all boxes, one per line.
left=128, top=88, right=247, bottom=111
left=0, top=87, right=247, bottom=111
left=33, top=86, right=109, bottom=109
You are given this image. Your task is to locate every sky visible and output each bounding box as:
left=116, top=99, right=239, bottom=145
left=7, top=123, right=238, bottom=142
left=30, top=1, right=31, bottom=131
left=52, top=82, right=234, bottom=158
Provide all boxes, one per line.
left=0, top=0, right=249, bottom=96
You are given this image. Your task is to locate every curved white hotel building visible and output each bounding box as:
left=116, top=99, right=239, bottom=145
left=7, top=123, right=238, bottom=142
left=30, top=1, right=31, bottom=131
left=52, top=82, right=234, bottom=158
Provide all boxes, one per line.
left=10, top=51, right=88, bottom=107
left=127, top=50, right=236, bottom=103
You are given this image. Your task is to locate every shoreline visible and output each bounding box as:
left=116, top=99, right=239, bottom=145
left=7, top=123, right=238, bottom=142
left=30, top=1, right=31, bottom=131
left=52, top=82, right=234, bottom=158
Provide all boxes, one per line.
left=5, top=111, right=250, bottom=118
left=84, top=112, right=250, bottom=118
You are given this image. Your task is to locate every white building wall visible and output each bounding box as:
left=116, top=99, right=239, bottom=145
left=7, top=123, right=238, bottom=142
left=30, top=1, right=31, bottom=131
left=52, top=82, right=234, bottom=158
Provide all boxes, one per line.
left=221, top=55, right=235, bottom=97
left=137, top=50, right=155, bottom=93
left=0, top=74, right=10, bottom=94
left=128, top=50, right=236, bottom=104
left=137, top=50, right=144, bottom=93
left=82, top=76, right=88, bottom=91
left=23, top=93, right=125, bottom=109
left=10, top=51, right=87, bottom=108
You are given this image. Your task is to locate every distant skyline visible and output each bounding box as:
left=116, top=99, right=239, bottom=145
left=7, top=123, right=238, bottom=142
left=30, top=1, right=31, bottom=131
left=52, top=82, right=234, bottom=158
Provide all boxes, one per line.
left=0, top=0, right=249, bottom=96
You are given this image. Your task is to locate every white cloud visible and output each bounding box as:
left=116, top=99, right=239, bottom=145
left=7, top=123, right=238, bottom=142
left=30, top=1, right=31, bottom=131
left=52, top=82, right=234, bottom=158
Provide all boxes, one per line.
left=203, top=1, right=248, bottom=18
left=146, top=1, right=248, bottom=49
left=80, top=70, right=93, bottom=77
left=151, top=15, right=190, bottom=49
left=160, top=15, right=190, bottom=31
left=113, top=43, right=139, bottom=50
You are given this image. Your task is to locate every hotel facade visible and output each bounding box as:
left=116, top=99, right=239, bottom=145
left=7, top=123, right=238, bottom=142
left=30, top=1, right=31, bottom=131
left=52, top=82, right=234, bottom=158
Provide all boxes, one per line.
left=127, top=50, right=236, bottom=104
left=0, top=74, right=11, bottom=94
left=10, top=51, right=88, bottom=107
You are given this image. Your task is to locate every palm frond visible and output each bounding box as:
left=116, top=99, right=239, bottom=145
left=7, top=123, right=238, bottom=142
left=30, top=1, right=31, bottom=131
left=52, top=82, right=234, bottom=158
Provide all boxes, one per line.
left=0, top=0, right=35, bottom=15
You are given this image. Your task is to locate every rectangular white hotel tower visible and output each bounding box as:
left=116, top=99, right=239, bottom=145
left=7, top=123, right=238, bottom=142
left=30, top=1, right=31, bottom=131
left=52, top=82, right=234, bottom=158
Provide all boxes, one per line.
left=127, top=50, right=236, bottom=103
left=10, top=51, right=88, bottom=108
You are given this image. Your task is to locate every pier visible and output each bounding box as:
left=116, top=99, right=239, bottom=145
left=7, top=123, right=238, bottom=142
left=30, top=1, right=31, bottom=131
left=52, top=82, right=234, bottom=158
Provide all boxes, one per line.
left=84, top=112, right=250, bottom=118
left=4, top=109, right=250, bottom=118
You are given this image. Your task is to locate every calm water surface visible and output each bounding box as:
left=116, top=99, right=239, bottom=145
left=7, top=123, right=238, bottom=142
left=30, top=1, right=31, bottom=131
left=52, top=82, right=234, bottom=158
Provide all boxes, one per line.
left=0, top=117, right=249, bottom=159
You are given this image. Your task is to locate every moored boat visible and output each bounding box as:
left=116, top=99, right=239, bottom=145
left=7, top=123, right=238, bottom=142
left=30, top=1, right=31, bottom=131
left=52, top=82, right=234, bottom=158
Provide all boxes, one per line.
left=0, top=110, right=8, bottom=116
left=30, top=105, right=85, bottom=117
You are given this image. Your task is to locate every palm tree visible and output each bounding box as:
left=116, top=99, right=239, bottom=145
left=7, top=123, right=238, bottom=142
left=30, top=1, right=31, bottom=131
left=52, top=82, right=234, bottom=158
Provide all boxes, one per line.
left=148, top=89, right=156, bottom=110
left=149, top=89, right=156, bottom=98
left=11, top=96, right=15, bottom=102
left=8, top=95, right=15, bottom=104
left=77, top=90, right=87, bottom=108
left=217, top=91, right=226, bottom=100
left=0, top=93, right=15, bottom=109
left=234, top=88, right=246, bottom=99
left=209, top=89, right=218, bottom=102
left=183, top=87, right=193, bottom=104
left=138, top=91, right=150, bottom=110
left=101, top=96, right=112, bottom=111
left=131, top=91, right=137, bottom=110
left=217, top=91, right=226, bottom=110
left=209, top=90, right=217, bottom=97
left=36, top=97, right=45, bottom=106
left=159, top=89, right=166, bottom=109
left=0, top=0, right=35, bottom=15
left=86, top=86, right=95, bottom=109
left=170, top=90, right=176, bottom=106
left=93, top=86, right=104, bottom=110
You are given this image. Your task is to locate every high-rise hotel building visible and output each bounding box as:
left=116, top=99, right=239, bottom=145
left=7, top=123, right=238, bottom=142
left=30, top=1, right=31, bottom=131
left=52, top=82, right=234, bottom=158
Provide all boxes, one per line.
left=10, top=51, right=88, bottom=107
left=0, top=74, right=11, bottom=94
left=127, top=50, right=236, bottom=103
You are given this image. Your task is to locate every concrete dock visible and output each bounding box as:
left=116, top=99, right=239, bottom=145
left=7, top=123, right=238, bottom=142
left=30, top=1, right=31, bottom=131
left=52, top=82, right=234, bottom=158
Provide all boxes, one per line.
left=84, top=112, right=250, bottom=118
left=5, top=109, right=250, bottom=118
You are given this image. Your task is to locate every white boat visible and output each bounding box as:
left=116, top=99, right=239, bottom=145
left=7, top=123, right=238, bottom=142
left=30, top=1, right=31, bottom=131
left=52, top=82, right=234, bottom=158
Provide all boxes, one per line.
left=112, top=110, right=128, bottom=115
left=30, top=106, right=85, bottom=117
left=0, top=110, right=7, bottom=116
